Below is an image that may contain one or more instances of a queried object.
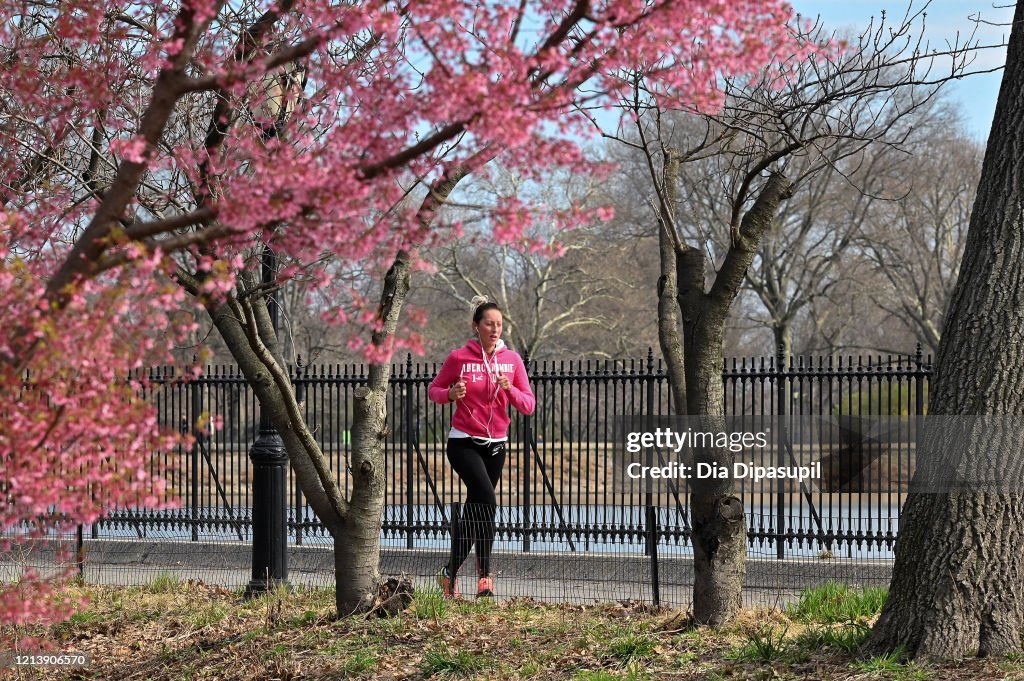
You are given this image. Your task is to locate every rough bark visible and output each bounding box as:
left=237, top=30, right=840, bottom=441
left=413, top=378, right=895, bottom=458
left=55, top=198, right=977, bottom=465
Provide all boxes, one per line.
left=334, top=251, right=412, bottom=615
left=685, top=319, right=746, bottom=626
left=866, top=2, right=1024, bottom=659
left=656, top=150, right=687, bottom=414
left=771, top=322, right=792, bottom=363
left=671, top=171, right=793, bottom=625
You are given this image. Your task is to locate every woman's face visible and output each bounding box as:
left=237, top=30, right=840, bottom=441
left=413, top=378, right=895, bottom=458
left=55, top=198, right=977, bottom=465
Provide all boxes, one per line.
left=474, top=309, right=503, bottom=349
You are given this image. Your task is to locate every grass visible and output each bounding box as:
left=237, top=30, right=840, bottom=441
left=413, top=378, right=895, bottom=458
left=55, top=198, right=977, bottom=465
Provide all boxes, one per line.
left=412, top=586, right=451, bottom=620
left=187, top=602, right=230, bottom=629
left=337, top=650, right=376, bottom=676
left=787, top=580, right=888, bottom=624
left=573, top=666, right=651, bottom=681
left=727, top=623, right=791, bottom=663
left=792, top=622, right=871, bottom=654
left=67, top=610, right=104, bottom=626
left=601, top=632, right=658, bottom=665
left=572, top=672, right=618, bottom=681
left=146, top=571, right=183, bottom=594
left=850, top=648, right=924, bottom=677
left=11, top=581, right=1019, bottom=681
left=421, top=645, right=490, bottom=678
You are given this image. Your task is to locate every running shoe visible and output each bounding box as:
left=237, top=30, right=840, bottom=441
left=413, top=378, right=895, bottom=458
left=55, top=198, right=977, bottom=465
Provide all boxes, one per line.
left=437, top=566, right=459, bottom=599
left=477, top=575, right=495, bottom=598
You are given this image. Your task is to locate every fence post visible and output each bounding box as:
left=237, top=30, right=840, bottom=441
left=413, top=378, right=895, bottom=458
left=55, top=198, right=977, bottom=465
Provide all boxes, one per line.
left=187, top=363, right=201, bottom=542
left=185, top=360, right=200, bottom=542
left=75, top=523, right=85, bottom=583
left=775, top=343, right=787, bottom=560
left=644, top=349, right=655, bottom=557
left=449, top=501, right=461, bottom=573
left=646, top=506, right=660, bottom=606
left=914, top=342, right=925, bottom=416
left=294, top=357, right=306, bottom=546
left=406, top=354, right=415, bottom=550
left=522, top=352, right=532, bottom=553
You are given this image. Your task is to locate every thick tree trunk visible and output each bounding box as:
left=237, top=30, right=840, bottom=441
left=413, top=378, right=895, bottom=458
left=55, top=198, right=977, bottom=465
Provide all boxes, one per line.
left=866, top=3, right=1024, bottom=658
left=868, top=491, right=1024, bottom=658
left=684, top=314, right=746, bottom=625
left=333, top=378, right=388, bottom=615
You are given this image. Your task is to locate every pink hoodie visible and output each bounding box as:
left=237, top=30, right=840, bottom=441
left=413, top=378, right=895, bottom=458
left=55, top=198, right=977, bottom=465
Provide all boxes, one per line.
left=428, top=339, right=535, bottom=439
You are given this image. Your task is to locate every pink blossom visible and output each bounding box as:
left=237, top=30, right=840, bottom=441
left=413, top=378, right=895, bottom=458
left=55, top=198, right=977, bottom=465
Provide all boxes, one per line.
left=108, top=137, right=149, bottom=166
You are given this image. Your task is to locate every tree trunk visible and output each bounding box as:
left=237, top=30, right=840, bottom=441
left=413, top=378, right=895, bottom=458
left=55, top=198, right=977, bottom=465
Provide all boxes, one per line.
left=334, top=251, right=412, bottom=614
left=657, top=150, right=687, bottom=414
left=772, top=321, right=791, bottom=361
left=659, top=238, right=692, bottom=411
left=866, top=2, right=1024, bottom=658
left=331, top=379, right=387, bottom=614
left=333, top=381, right=388, bottom=615
left=673, top=171, right=793, bottom=626
left=181, top=250, right=412, bottom=617
left=684, top=310, right=746, bottom=625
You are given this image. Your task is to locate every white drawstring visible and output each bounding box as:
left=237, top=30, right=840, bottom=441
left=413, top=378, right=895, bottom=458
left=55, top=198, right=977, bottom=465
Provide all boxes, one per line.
left=468, top=343, right=501, bottom=445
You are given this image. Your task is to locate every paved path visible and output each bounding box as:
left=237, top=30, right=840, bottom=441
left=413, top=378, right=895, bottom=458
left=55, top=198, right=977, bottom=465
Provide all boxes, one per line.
left=1, top=539, right=893, bottom=610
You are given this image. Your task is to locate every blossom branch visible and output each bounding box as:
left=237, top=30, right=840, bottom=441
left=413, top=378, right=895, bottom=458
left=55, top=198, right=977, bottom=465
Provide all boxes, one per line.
left=43, top=0, right=227, bottom=307
left=235, top=294, right=348, bottom=523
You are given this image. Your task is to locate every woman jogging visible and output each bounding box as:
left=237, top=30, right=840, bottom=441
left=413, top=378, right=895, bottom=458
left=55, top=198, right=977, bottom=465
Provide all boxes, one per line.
left=428, top=296, right=535, bottom=598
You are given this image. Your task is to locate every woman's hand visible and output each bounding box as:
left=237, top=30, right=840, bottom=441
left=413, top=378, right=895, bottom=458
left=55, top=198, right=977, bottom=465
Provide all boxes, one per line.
left=497, top=375, right=511, bottom=391
left=449, top=380, right=467, bottom=401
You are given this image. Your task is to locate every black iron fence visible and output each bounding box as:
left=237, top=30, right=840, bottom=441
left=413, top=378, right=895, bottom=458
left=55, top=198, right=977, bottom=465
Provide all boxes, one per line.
left=98, top=346, right=931, bottom=557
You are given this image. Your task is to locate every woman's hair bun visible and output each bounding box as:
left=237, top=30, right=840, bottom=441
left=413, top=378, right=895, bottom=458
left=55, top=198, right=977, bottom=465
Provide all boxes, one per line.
left=469, top=295, right=490, bottom=310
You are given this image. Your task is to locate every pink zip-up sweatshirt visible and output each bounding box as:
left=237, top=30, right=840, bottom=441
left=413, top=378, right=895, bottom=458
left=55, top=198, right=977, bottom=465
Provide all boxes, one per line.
left=428, top=339, right=535, bottom=440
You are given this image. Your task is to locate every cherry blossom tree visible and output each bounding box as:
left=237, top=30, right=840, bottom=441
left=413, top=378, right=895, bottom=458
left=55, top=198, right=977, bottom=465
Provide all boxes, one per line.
left=0, top=0, right=807, bottom=622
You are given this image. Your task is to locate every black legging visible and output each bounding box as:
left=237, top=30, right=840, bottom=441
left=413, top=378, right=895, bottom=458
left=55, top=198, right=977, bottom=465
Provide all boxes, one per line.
left=446, top=437, right=505, bottom=577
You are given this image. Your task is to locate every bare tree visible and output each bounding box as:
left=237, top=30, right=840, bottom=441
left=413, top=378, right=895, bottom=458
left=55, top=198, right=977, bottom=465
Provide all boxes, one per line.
left=427, top=234, right=622, bottom=359
left=740, top=150, right=890, bottom=356
left=855, top=128, right=982, bottom=355
left=421, top=166, right=641, bottom=359
left=604, top=3, right=989, bottom=625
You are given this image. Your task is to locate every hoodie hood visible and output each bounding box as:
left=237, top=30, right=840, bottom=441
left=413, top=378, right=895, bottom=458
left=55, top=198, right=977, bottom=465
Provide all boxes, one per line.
left=465, top=338, right=507, bottom=355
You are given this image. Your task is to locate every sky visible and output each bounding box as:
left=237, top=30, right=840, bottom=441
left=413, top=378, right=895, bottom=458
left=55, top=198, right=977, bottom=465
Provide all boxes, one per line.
left=790, top=0, right=1015, bottom=139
